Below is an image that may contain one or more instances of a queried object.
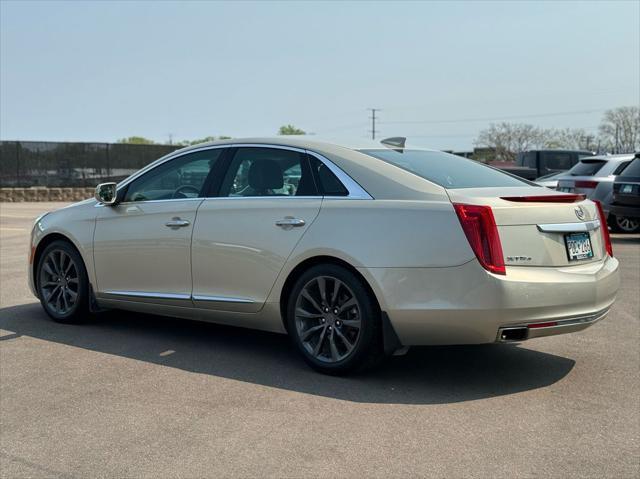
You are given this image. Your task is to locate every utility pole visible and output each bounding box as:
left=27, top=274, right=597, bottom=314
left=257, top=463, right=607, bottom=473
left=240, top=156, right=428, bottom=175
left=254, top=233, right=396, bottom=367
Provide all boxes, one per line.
left=368, top=108, right=380, bottom=140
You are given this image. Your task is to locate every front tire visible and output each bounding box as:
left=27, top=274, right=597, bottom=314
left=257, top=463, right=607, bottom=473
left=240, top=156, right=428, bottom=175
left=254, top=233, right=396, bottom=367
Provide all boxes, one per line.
left=36, top=240, right=90, bottom=323
left=286, top=264, right=383, bottom=375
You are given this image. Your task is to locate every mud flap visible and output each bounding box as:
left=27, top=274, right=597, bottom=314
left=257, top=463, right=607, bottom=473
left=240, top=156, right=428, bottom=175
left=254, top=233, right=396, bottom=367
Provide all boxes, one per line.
left=88, top=284, right=106, bottom=313
left=382, top=312, right=403, bottom=356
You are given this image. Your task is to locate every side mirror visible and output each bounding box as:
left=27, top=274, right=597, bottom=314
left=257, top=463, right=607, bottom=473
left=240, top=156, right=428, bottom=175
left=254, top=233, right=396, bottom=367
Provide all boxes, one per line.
left=94, top=182, right=118, bottom=205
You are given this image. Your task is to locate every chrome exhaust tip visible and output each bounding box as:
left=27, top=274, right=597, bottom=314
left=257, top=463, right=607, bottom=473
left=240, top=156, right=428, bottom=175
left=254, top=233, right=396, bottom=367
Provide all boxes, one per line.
left=498, top=326, right=529, bottom=342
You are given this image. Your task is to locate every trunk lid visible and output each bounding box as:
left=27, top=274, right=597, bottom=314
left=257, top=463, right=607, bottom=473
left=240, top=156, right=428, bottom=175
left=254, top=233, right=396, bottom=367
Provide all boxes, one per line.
left=447, top=186, right=606, bottom=267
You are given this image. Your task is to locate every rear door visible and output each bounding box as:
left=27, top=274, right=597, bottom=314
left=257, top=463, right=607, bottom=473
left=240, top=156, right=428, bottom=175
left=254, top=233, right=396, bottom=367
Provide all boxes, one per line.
left=191, top=146, right=322, bottom=313
left=447, top=187, right=606, bottom=268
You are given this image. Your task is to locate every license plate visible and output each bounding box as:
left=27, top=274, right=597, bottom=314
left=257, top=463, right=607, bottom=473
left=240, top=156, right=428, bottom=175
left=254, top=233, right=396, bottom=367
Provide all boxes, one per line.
left=564, top=232, right=593, bottom=261
left=558, top=187, right=573, bottom=193
left=621, top=184, right=633, bottom=193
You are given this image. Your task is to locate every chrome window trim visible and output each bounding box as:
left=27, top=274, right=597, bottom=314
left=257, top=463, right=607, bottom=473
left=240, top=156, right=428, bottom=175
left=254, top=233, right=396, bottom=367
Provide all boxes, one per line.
left=103, top=291, right=191, bottom=300
left=192, top=294, right=254, bottom=304
left=537, top=219, right=600, bottom=233
left=95, top=197, right=204, bottom=208
left=305, top=150, right=373, bottom=200
left=106, top=142, right=373, bottom=203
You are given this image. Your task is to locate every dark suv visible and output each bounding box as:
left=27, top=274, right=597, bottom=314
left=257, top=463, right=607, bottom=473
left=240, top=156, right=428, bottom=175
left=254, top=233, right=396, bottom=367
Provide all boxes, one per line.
left=610, top=154, right=640, bottom=234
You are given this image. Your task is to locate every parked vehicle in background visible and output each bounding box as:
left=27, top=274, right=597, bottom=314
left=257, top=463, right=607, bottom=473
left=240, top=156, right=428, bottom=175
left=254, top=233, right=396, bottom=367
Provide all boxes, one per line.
left=556, top=154, right=635, bottom=233
left=609, top=155, right=640, bottom=233
left=535, top=171, right=567, bottom=189
left=493, top=149, right=594, bottom=180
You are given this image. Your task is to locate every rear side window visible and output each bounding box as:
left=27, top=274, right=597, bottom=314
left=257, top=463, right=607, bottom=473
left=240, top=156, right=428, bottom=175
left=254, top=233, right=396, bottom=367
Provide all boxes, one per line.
left=220, top=147, right=317, bottom=197
left=569, top=160, right=606, bottom=176
left=308, top=156, right=348, bottom=196
left=620, top=158, right=640, bottom=177
left=612, top=161, right=630, bottom=175
left=359, top=149, right=528, bottom=189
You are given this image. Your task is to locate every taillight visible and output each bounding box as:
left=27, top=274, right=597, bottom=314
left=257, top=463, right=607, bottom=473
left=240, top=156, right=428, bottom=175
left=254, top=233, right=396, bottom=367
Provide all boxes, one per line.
left=594, top=200, right=613, bottom=257
left=453, top=203, right=506, bottom=275
left=575, top=180, right=598, bottom=189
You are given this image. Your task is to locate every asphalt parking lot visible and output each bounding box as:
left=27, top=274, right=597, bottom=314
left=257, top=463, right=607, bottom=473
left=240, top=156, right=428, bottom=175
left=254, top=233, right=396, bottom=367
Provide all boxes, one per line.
left=1, top=202, right=638, bottom=478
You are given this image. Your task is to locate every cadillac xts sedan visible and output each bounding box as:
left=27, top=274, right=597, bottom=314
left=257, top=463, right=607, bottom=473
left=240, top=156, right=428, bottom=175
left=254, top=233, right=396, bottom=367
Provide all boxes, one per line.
left=29, top=138, right=620, bottom=374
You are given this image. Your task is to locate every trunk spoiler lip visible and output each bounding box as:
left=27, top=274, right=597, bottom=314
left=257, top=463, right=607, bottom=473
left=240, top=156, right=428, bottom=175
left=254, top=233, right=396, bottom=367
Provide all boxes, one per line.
left=500, top=194, right=586, bottom=203
left=536, top=219, right=600, bottom=233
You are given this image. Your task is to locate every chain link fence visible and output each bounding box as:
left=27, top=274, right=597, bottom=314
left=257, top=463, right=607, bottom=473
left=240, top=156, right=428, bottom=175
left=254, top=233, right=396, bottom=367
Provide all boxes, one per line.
left=0, top=141, right=181, bottom=188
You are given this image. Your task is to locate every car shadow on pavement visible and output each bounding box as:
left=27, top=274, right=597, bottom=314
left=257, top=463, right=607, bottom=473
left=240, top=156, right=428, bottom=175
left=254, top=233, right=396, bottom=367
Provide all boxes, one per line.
left=0, top=303, right=575, bottom=405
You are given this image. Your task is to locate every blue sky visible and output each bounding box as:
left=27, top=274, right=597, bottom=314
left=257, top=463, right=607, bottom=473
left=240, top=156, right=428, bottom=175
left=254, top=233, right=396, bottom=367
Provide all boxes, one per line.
left=1, top=0, right=638, bottom=150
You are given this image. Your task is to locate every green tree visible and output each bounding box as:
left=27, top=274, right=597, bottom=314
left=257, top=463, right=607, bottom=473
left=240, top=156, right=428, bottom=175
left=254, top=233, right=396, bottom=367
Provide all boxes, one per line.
left=278, top=124, right=306, bottom=135
left=117, top=136, right=155, bottom=145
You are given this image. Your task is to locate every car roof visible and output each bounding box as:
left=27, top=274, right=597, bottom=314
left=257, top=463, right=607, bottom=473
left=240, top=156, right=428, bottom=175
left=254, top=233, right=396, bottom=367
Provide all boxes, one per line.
left=154, top=137, right=448, bottom=201
left=171, top=136, right=438, bottom=155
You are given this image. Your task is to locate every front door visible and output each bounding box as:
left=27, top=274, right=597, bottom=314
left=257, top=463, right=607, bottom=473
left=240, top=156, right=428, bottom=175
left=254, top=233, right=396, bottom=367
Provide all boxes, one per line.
left=93, top=148, right=225, bottom=305
left=191, top=146, right=322, bottom=312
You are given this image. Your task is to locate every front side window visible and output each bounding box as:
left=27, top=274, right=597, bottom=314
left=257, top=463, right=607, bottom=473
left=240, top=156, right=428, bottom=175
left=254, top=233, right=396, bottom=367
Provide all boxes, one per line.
left=220, top=147, right=317, bottom=197
left=124, top=149, right=223, bottom=202
left=360, top=149, right=529, bottom=189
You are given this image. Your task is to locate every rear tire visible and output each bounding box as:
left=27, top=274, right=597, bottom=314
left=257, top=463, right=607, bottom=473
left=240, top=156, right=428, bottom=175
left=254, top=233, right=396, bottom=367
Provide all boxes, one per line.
left=609, top=214, right=640, bottom=234
left=36, top=240, right=91, bottom=324
left=286, top=264, right=383, bottom=375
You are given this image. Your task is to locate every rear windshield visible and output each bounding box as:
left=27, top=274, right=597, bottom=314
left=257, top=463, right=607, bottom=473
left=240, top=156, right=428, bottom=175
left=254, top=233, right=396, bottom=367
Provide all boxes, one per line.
left=359, top=149, right=529, bottom=189
left=620, top=158, right=640, bottom=177
left=569, top=159, right=606, bottom=176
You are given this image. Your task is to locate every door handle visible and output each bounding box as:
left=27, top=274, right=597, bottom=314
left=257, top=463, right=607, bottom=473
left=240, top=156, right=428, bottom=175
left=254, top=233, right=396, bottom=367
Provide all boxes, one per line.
left=165, top=217, right=191, bottom=228
left=275, top=218, right=306, bottom=228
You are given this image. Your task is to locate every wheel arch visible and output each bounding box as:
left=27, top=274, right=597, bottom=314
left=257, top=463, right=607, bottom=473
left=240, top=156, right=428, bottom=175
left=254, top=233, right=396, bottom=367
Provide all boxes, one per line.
left=278, top=255, right=382, bottom=333
left=32, top=233, right=85, bottom=291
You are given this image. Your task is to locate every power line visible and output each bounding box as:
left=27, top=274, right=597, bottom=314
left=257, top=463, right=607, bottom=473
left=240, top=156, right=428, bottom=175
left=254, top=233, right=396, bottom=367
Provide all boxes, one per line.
left=368, top=108, right=380, bottom=140
left=380, top=108, right=607, bottom=125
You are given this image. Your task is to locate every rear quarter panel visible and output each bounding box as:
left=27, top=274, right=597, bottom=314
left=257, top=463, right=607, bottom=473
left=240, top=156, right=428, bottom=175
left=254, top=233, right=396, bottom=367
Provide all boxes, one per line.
left=293, top=199, right=474, bottom=268
left=265, top=198, right=476, bottom=311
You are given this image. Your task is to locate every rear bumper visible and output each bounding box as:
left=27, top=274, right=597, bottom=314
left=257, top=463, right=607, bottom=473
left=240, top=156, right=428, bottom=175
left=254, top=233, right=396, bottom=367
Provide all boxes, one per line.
left=497, top=307, right=609, bottom=342
left=359, top=255, right=619, bottom=346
